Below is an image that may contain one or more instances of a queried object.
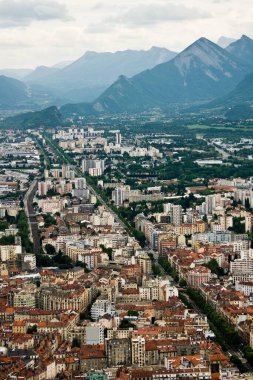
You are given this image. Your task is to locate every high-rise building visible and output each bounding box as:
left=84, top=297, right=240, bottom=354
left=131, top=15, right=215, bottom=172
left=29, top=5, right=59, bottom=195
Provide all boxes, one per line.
left=82, top=159, right=105, bottom=177
left=112, top=188, right=124, bottom=206
left=38, top=181, right=48, bottom=196
left=44, top=169, right=49, bottom=179
left=171, top=205, right=182, bottom=226
left=74, top=177, right=86, bottom=190
left=115, top=132, right=122, bottom=146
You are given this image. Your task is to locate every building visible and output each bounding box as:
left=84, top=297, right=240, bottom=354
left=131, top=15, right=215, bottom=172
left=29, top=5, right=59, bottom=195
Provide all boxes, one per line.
left=171, top=205, right=182, bottom=226
left=235, top=281, right=253, bottom=296
left=82, top=159, right=105, bottom=177
left=113, top=188, right=124, bottom=206
left=91, top=299, right=112, bottom=321
left=9, top=289, right=37, bottom=308
left=131, top=336, right=145, bottom=367
left=86, top=324, right=105, bottom=345
left=106, top=338, right=132, bottom=367
left=186, top=267, right=211, bottom=288
left=136, top=252, right=152, bottom=275
left=115, top=132, right=122, bottom=146
left=38, top=181, right=48, bottom=196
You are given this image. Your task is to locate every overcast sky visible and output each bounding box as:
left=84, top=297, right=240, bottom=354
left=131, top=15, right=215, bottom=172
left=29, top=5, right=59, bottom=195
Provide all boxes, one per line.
left=0, top=0, right=252, bottom=69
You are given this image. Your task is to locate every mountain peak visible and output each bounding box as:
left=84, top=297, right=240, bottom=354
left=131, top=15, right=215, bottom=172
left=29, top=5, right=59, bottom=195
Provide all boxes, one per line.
left=182, top=37, right=220, bottom=54
left=193, top=37, right=216, bottom=47
left=173, top=37, right=228, bottom=75
left=196, top=37, right=211, bottom=43
left=226, top=34, right=253, bottom=68
left=241, top=34, right=252, bottom=41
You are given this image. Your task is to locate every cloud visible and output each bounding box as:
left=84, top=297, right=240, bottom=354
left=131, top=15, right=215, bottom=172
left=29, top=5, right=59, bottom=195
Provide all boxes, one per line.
left=105, top=3, right=211, bottom=26
left=0, top=0, right=69, bottom=27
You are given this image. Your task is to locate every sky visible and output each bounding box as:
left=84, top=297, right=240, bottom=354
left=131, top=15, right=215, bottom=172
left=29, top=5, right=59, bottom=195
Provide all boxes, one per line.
left=0, top=0, right=252, bottom=69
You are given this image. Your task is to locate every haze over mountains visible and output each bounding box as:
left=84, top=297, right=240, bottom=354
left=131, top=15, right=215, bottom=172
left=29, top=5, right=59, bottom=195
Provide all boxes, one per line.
left=1, top=35, right=253, bottom=121
left=23, top=47, right=177, bottom=103
left=0, top=75, right=30, bottom=108
left=217, top=36, right=236, bottom=48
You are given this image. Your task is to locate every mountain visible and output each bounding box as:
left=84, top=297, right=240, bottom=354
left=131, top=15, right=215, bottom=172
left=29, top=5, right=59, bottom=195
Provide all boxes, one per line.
left=52, top=60, right=73, bottom=69
left=0, top=75, right=30, bottom=108
left=217, top=36, right=236, bottom=48
left=24, top=47, right=177, bottom=103
left=226, top=35, right=253, bottom=68
left=225, top=104, right=253, bottom=120
left=1, top=106, right=63, bottom=129
left=189, top=70, right=253, bottom=119
left=24, top=66, right=61, bottom=84
left=91, top=37, right=249, bottom=114
left=223, top=72, right=253, bottom=104
left=0, top=68, right=33, bottom=80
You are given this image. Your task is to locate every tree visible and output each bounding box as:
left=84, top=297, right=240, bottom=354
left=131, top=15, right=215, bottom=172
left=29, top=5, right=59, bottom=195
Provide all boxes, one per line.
left=43, top=213, right=57, bottom=228
left=36, top=254, right=55, bottom=267
left=45, top=244, right=56, bottom=255
left=204, top=259, right=224, bottom=276
left=47, top=188, right=60, bottom=197
left=228, top=217, right=245, bottom=234
left=179, top=279, right=187, bottom=287
left=100, top=244, right=113, bottom=260
left=245, top=198, right=251, bottom=211
left=0, top=220, right=9, bottom=231
left=53, top=251, right=72, bottom=267
left=27, top=324, right=37, bottom=334
left=119, top=320, right=135, bottom=329
left=128, top=310, right=139, bottom=317
left=0, top=235, right=15, bottom=245
left=76, top=261, right=87, bottom=269
left=152, top=263, right=162, bottom=276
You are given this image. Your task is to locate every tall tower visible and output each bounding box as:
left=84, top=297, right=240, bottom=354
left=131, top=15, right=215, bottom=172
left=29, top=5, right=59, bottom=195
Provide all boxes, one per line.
left=116, top=132, right=122, bottom=146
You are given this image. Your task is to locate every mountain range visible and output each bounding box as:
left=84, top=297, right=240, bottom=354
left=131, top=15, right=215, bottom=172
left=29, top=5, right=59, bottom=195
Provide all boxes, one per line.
left=23, top=47, right=177, bottom=103
left=2, top=35, right=253, bottom=123
left=64, top=36, right=253, bottom=115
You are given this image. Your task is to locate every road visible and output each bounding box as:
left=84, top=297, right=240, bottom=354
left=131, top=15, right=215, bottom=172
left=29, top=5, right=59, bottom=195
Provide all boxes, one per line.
left=182, top=291, right=253, bottom=373
left=212, top=144, right=230, bottom=160
left=24, top=180, right=40, bottom=255
left=205, top=139, right=230, bottom=160
left=85, top=181, right=128, bottom=231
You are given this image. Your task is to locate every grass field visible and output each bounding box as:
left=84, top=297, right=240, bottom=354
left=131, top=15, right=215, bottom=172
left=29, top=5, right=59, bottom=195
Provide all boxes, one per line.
left=187, top=124, right=253, bottom=131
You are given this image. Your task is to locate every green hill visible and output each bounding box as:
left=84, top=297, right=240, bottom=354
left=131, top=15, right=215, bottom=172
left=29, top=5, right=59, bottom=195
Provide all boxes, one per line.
left=1, top=106, right=63, bottom=129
